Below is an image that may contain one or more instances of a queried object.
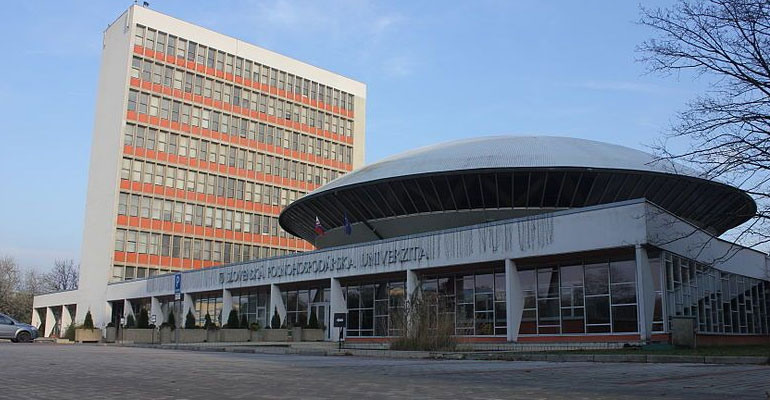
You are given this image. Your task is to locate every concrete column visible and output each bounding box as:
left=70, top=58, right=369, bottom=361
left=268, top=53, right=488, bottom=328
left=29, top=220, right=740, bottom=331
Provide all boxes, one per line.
left=31, top=308, right=42, bottom=329
left=44, top=307, right=56, bottom=337
left=636, top=245, right=656, bottom=342
left=123, top=299, right=133, bottom=326
left=104, top=302, right=113, bottom=327
left=222, top=289, right=233, bottom=326
left=505, top=259, right=524, bottom=342
left=182, top=294, right=194, bottom=326
left=150, top=297, right=163, bottom=326
left=406, top=269, right=420, bottom=302
left=61, top=305, right=73, bottom=332
left=330, top=278, right=346, bottom=341
left=406, top=269, right=421, bottom=335
left=270, top=284, right=286, bottom=328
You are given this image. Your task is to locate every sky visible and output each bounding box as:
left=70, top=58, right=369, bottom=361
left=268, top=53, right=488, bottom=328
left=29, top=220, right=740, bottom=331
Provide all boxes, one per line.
left=0, top=0, right=705, bottom=271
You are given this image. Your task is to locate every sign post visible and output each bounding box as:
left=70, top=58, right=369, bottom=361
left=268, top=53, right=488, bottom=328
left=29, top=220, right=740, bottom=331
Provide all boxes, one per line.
left=174, top=273, right=182, bottom=300
left=174, top=273, right=182, bottom=344
left=333, top=313, right=346, bottom=350
left=150, top=315, right=157, bottom=344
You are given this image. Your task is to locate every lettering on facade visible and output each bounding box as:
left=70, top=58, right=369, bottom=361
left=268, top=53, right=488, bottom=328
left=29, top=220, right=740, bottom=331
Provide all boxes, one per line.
left=218, top=246, right=429, bottom=285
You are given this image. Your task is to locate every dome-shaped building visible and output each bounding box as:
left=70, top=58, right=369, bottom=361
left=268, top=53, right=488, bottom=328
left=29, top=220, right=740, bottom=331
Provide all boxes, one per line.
left=280, top=136, right=755, bottom=248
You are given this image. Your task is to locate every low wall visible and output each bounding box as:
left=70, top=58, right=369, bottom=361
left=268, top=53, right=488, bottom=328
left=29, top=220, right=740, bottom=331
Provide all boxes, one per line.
left=177, top=329, right=207, bottom=343
left=123, top=329, right=158, bottom=344
left=219, top=329, right=250, bottom=342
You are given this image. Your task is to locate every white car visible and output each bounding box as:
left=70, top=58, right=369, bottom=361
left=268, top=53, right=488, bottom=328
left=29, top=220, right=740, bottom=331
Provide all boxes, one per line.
left=0, top=313, right=38, bottom=343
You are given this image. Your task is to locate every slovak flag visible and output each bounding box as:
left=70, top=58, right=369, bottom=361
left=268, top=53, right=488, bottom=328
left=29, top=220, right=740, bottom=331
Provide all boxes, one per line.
left=343, top=212, right=352, bottom=236
left=314, top=216, right=325, bottom=236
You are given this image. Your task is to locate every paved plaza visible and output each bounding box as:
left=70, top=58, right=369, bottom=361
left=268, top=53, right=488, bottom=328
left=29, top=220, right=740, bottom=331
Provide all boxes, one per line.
left=1, top=343, right=769, bottom=399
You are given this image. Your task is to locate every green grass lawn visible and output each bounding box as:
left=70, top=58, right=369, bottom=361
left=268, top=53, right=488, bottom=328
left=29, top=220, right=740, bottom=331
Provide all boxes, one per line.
left=559, top=344, right=770, bottom=357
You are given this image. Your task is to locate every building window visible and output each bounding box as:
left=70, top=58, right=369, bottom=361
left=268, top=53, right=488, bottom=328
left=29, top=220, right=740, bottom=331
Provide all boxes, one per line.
left=345, top=280, right=404, bottom=337
left=519, top=253, right=639, bottom=336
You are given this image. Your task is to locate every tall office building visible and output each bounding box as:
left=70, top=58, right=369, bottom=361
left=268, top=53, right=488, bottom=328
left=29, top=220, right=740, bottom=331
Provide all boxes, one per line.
left=76, top=5, right=365, bottom=324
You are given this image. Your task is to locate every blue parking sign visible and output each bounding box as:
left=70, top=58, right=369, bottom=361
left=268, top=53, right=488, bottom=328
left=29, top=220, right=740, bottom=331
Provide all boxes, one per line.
left=174, top=273, right=182, bottom=300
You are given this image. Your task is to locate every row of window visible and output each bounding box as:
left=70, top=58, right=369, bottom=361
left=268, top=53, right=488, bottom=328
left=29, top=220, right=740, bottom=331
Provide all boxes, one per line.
left=124, top=123, right=349, bottom=180
left=130, top=56, right=354, bottom=135
left=114, top=228, right=296, bottom=264
left=518, top=255, right=642, bottom=335
left=421, top=269, right=508, bottom=336
left=120, top=156, right=326, bottom=207
left=346, top=280, right=406, bottom=337
left=117, top=192, right=286, bottom=236
left=283, top=286, right=329, bottom=329
left=112, top=265, right=172, bottom=281
left=233, top=288, right=270, bottom=328
left=134, top=25, right=355, bottom=112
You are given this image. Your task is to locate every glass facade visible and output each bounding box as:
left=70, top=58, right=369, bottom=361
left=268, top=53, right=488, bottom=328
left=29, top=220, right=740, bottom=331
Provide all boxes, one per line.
left=123, top=248, right=770, bottom=339
left=519, top=254, right=639, bottom=335
left=193, top=292, right=223, bottom=326
left=421, top=266, right=508, bottom=336
left=232, top=287, right=270, bottom=328
left=282, top=285, right=329, bottom=328
left=664, top=252, right=770, bottom=335
left=345, top=280, right=405, bottom=337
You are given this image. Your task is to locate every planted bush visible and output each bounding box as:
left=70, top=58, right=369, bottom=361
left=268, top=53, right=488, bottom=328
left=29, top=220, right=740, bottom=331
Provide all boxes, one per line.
left=83, top=310, right=95, bottom=329
left=308, top=309, right=319, bottom=329
left=137, top=309, right=150, bottom=329
left=226, top=309, right=240, bottom=328
left=167, top=310, right=176, bottom=330
left=389, top=292, right=456, bottom=352
left=204, top=313, right=215, bottom=330
left=248, top=322, right=261, bottom=332
left=63, top=324, right=76, bottom=341
left=126, top=314, right=136, bottom=328
left=240, top=314, right=248, bottom=329
left=270, top=307, right=281, bottom=329
left=185, top=309, right=196, bottom=329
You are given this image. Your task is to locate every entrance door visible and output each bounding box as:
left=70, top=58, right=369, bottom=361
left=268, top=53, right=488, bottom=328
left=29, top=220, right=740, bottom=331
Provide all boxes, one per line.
left=310, top=303, right=329, bottom=339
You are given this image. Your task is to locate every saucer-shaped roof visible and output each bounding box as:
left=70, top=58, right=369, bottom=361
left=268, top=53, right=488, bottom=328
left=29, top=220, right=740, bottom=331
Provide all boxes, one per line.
left=280, top=136, right=755, bottom=247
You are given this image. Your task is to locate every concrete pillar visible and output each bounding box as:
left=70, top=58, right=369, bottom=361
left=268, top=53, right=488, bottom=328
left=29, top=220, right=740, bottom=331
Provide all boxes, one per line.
left=406, top=269, right=421, bottom=335
left=61, top=305, right=73, bottom=332
left=330, top=278, right=346, bottom=341
left=104, top=302, right=112, bottom=326
left=636, top=245, right=656, bottom=342
left=406, top=269, right=420, bottom=302
left=150, top=297, right=163, bottom=326
left=182, top=294, right=194, bottom=326
left=31, top=308, right=42, bottom=329
left=44, top=307, right=56, bottom=337
left=123, top=299, right=133, bottom=326
left=505, top=259, right=524, bottom=342
left=270, top=284, right=286, bottom=328
left=222, top=289, right=233, bottom=326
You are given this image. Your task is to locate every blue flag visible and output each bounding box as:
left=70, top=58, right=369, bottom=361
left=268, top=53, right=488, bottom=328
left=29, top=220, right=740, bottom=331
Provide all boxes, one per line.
left=343, top=212, right=352, bottom=235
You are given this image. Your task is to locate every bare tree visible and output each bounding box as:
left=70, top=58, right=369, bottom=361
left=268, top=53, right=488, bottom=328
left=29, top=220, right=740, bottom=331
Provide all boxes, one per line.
left=639, top=0, right=770, bottom=248
left=0, top=256, right=21, bottom=316
left=43, top=259, right=79, bottom=292
left=0, top=255, right=44, bottom=323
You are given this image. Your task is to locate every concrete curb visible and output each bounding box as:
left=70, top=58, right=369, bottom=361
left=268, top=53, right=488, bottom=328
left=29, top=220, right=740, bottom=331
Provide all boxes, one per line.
left=117, top=343, right=770, bottom=365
